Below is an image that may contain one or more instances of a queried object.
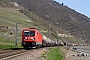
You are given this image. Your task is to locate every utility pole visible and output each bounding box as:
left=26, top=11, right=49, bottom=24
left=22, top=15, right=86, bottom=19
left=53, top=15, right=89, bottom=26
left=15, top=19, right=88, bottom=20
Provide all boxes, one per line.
left=49, top=20, right=51, bottom=40
left=15, top=22, right=18, bottom=48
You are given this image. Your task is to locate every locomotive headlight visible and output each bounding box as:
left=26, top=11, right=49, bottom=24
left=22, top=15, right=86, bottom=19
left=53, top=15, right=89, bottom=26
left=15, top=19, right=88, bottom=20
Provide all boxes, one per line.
left=24, top=37, right=28, bottom=40
left=31, top=37, right=35, bottom=40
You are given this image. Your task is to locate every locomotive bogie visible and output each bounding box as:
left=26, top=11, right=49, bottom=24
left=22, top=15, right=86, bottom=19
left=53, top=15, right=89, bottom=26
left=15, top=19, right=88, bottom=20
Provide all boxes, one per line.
left=22, top=42, right=36, bottom=48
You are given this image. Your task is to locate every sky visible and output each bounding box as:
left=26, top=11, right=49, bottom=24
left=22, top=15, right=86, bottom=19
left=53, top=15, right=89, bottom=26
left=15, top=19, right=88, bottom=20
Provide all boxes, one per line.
left=54, top=0, right=90, bottom=18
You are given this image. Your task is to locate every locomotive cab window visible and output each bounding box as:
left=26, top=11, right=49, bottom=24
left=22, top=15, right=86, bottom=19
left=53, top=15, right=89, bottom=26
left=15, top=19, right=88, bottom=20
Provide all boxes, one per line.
left=24, top=31, right=29, bottom=36
left=30, top=31, right=35, bottom=36
left=24, top=31, right=35, bottom=36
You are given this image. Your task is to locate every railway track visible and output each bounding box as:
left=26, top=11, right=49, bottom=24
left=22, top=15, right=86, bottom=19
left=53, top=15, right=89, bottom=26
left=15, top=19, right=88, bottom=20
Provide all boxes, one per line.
left=0, top=49, right=28, bottom=60
left=0, top=47, right=53, bottom=60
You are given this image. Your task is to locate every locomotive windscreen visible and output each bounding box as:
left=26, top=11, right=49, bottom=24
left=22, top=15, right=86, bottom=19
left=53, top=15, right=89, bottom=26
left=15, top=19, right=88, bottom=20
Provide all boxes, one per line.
left=24, top=31, right=35, bottom=36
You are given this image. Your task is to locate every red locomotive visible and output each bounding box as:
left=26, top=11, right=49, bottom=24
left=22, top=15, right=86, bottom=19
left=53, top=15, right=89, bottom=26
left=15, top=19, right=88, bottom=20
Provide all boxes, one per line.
left=22, top=28, right=42, bottom=49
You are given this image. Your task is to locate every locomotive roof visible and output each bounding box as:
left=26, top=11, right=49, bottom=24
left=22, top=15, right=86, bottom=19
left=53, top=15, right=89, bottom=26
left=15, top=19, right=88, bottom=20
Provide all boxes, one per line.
left=23, top=28, right=37, bottom=31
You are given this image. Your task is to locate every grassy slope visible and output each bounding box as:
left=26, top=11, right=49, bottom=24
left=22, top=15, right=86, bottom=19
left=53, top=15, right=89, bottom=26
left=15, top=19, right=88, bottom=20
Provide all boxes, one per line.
left=46, top=48, right=64, bottom=60
left=0, top=8, right=30, bottom=27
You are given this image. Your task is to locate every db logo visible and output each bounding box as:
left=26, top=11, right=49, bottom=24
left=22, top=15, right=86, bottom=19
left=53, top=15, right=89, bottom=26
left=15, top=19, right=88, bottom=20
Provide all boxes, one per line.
left=28, top=37, right=30, bottom=39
